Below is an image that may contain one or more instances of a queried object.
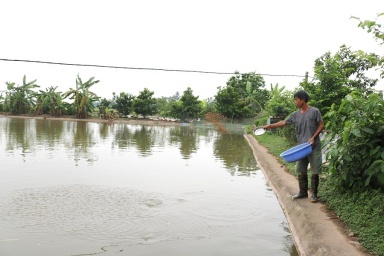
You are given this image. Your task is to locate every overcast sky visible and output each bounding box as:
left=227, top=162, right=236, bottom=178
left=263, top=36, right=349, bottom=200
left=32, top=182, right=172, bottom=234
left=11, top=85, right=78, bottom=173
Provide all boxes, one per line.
left=1, top=0, right=383, bottom=100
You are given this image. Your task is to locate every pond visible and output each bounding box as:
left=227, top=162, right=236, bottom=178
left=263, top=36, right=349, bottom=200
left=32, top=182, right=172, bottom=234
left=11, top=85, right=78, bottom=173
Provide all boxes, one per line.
left=0, top=117, right=297, bottom=256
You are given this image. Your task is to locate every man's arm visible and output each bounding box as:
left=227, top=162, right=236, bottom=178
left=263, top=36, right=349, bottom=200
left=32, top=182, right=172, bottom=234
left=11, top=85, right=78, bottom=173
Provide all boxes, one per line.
left=263, top=120, right=287, bottom=130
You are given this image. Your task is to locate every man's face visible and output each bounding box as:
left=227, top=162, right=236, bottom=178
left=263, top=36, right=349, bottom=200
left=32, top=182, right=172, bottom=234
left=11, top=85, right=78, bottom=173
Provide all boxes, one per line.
left=294, top=97, right=304, bottom=108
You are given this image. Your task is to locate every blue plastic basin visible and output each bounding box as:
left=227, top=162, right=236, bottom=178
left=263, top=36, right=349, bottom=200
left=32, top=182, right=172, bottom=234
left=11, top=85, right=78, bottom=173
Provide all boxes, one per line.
left=280, top=142, right=312, bottom=163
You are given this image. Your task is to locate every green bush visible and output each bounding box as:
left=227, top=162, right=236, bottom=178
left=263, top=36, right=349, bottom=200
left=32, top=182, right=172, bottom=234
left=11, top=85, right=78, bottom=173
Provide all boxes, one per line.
left=325, top=91, right=384, bottom=190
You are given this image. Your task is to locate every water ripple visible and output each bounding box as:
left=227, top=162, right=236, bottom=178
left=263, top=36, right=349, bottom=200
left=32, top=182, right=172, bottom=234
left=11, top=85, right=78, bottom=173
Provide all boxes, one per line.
left=0, top=185, right=180, bottom=243
left=0, top=185, right=267, bottom=248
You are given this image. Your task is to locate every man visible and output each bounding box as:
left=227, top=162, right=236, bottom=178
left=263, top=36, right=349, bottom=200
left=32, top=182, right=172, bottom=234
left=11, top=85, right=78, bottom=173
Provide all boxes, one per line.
left=263, top=90, right=324, bottom=203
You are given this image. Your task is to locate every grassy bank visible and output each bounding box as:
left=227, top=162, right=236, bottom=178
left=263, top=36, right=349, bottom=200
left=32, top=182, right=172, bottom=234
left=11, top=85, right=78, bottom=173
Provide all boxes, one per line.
left=251, top=130, right=384, bottom=256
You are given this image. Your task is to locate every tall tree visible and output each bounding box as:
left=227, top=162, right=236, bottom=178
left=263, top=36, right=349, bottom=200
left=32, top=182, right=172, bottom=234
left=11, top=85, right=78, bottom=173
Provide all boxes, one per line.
left=62, top=75, right=100, bottom=119
left=112, top=92, right=135, bottom=116
left=179, top=87, right=202, bottom=120
left=302, top=45, right=379, bottom=116
left=216, top=72, right=269, bottom=118
left=215, top=86, right=251, bottom=119
left=226, top=71, right=269, bottom=115
left=132, top=88, right=157, bottom=118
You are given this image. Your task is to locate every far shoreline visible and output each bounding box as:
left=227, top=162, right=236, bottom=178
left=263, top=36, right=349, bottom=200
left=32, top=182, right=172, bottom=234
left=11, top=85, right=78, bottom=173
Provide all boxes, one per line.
left=0, top=114, right=194, bottom=126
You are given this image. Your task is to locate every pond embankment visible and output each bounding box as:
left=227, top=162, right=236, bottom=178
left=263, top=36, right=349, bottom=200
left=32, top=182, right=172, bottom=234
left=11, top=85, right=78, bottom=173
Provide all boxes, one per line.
left=244, top=134, right=368, bottom=256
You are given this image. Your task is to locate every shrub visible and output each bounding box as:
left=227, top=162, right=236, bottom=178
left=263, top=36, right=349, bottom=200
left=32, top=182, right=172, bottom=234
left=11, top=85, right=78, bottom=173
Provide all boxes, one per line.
left=325, top=91, right=384, bottom=190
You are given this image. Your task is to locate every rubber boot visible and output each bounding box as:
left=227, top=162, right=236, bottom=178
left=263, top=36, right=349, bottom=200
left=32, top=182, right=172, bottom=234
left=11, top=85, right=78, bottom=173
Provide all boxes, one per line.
left=292, top=173, right=308, bottom=199
left=310, top=174, right=319, bottom=203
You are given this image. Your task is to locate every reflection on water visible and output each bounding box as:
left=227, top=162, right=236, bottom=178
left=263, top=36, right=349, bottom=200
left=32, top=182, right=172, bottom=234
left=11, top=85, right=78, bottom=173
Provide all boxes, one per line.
left=1, top=118, right=256, bottom=170
left=0, top=117, right=297, bottom=256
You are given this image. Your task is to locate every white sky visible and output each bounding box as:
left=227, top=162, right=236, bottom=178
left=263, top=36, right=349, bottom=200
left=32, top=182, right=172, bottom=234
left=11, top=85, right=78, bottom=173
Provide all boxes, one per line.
left=1, top=0, right=383, bottom=100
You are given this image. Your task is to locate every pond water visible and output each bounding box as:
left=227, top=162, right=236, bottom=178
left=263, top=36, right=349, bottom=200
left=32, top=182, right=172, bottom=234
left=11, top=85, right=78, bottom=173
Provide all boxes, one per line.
left=0, top=117, right=297, bottom=256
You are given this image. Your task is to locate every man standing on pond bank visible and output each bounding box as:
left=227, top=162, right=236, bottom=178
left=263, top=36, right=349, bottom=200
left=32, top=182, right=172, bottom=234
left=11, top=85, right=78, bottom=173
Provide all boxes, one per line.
left=263, top=90, right=324, bottom=203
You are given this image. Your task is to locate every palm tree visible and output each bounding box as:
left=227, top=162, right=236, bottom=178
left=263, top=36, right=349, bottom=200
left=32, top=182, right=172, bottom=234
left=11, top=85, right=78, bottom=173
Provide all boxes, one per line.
left=62, top=75, right=100, bottom=118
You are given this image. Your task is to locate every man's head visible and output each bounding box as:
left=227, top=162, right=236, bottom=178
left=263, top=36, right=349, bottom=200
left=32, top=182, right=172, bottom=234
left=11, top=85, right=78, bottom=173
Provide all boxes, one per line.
left=294, top=90, right=309, bottom=103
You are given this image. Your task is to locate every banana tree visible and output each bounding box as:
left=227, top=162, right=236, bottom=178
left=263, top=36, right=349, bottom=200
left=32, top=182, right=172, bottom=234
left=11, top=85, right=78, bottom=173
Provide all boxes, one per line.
left=62, top=75, right=100, bottom=119
left=35, top=86, right=64, bottom=116
left=34, top=93, right=44, bottom=115
left=264, top=83, right=295, bottom=118
left=4, top=75, right=39, bottom=114
left=98, top=98, right=111, bottom=119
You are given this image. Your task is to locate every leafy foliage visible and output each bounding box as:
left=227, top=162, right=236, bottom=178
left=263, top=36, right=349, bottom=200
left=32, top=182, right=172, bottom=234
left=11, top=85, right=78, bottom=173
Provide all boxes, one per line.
left=178, top=87, right=202, bottom=120
left=157, top=97, right=174, bottom=118
left=62, top=75, right=100, bottom=119
left=168, top=101, right=183, bottom=119
left=215, top=72, right=269, bottom=118
left=302, top=45, right=379, bottom=116
left=98, top=98, right=112, bottom=119
left=263, top=83, right=295, bottom=118
left=112, top=92, right=135, bottom=116
left=352, top=13, right=384, bottom=45
left=3, top=75, right=39, bottom=114
left=199, top=97, right=215, bottom=115
left=132, top=88, right=157, bottom=118
left=325, top=91, right=384, bottom=190
left=352, top=13, right=384, bottom=82
left=227, top=72, right=269, bottom=112
left=35, top=86, right=64, bottom=116
left=215, top=86, right=251, bottom=119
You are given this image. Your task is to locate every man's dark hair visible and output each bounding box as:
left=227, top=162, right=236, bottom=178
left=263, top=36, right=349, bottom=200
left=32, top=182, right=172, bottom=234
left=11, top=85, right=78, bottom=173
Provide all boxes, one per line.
left=294, top=90, right=309, bottom=102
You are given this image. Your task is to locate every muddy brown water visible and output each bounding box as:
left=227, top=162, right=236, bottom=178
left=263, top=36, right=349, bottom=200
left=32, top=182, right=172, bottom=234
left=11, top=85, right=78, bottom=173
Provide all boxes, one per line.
left=0, top=117, right=298, bottom=256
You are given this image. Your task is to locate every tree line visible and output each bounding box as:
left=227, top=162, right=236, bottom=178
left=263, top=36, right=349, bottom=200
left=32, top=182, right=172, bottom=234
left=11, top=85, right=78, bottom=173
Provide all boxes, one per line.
left=0, top=70, right=274, bottom=121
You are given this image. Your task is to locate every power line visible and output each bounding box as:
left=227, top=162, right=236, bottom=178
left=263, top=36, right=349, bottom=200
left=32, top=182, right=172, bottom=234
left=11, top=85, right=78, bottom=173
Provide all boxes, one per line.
left=0, top=58, right=310, bottom=78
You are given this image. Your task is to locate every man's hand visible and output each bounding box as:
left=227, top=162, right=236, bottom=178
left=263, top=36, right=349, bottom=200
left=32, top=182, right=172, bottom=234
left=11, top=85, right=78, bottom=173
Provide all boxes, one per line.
left=263, top=125, right=271, bottom=130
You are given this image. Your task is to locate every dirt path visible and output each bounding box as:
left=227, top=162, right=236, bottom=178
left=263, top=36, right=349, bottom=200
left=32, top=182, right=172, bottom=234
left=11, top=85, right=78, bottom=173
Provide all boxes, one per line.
left=244, top=134, right=369, bottom=256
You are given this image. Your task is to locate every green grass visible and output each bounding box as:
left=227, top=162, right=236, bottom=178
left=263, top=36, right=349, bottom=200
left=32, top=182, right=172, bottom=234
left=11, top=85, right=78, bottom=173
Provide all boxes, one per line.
left=250, top=129, right=384, bottom=256
left=321, top=181, right=384, bottom=256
